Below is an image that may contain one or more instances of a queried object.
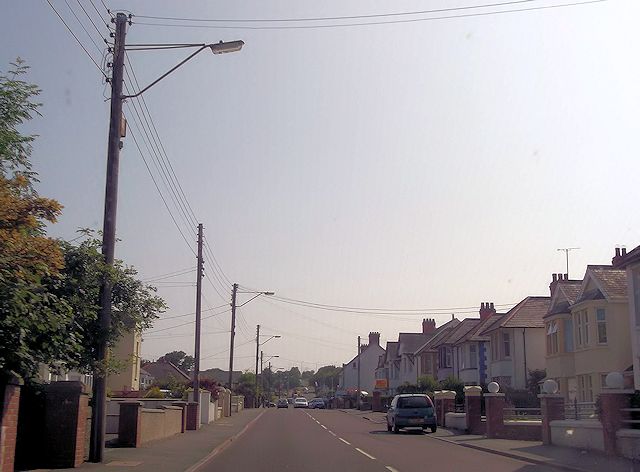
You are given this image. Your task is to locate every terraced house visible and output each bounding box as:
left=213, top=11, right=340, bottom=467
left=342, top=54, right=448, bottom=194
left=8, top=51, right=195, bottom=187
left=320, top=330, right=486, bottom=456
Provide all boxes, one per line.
left=480, top=296, right=550, bottom=389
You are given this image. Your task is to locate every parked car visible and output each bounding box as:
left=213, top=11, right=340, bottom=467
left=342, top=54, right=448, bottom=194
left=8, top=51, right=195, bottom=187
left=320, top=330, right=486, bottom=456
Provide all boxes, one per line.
left=386, top=394, right=437, bottom=433
left=287, top=398, right=295, bottom=405
left=277, top=399, right=289, bottom=409
left=294, top=397, right=309, bottom=408
left=308, top=398, right=326, bottom=409
left=268, top=401, right=276, bottom=408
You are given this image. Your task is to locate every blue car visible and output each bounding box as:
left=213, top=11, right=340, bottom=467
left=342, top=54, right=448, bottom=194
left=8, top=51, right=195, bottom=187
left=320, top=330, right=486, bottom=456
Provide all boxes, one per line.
left=386, top=394, right=437, bottom=433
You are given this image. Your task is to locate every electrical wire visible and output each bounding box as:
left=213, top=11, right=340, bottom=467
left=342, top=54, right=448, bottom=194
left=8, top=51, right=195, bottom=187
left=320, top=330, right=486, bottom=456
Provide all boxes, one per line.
left=64, top=0, right=103, bottom=53
left=133, top=1, right=607, bottom=31
left=74, top=0, right=106, bottom=38
left=144, top=307, right=231, bottom=334
left=89, top=0, right=111, bottom=28
left=143, top=267, right=196, bottom=282
left=134, top=0, right=537, bottom=22
left=200, top=338, right=254, bottom=360
left=144, top=329, right=230, bottom=339
left=44, top=0, right=107, bottom=77
left=154, top=303, right=228, bottom=321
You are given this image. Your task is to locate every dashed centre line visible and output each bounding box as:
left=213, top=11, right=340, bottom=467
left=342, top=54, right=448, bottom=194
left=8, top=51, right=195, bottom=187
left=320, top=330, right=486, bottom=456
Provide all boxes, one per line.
left=328, top=431, right=337, bottom=436
left=321, top=424, right=327, bottom=429
left=385, top=467, right=400, bottom=472
left=355, top=448, right=376, bottom=460
left=338, top=437, right=351, bottom=445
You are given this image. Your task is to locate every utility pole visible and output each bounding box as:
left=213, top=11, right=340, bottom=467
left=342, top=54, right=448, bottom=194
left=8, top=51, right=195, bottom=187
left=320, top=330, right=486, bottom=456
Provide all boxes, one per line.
left=254, top=324, right=260, bottom=408
left=90, top=12, right=127, bottom=463
left=357, top=335, right=361, bottom=410
left=193, top=224, right=204, bottom=405
left=228, top=283, right=238, bottom=391
left=260, top=350, right=264, bottom=401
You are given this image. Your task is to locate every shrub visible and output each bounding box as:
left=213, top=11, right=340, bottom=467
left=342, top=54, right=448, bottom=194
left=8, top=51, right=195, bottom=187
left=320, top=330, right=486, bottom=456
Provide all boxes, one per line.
left=144, top=386, right=164, bottom=398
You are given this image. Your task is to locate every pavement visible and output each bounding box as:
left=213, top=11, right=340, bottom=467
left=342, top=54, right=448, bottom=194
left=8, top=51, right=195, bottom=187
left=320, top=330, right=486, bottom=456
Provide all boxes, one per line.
left=340, top=409, right=640, bottom=472
left=52, top=409, right=264, bottom=472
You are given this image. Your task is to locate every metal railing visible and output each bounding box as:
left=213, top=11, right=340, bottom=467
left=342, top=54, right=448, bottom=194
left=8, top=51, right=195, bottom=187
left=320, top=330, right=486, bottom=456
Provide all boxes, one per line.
left=564, top=399, right=597, bottom=420
left=503, top=407, right=542, bottom=421
left=620, top=407, right=640, bottom=429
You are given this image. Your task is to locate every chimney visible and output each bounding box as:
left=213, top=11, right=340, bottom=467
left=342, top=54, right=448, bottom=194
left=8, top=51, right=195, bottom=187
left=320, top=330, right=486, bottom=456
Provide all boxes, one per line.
left=612, top=247, right=626, bottom=267
left=422, top=318, right=436, bottom=334
left=369, top=332, right=380, bottom=346
left=479, top=301, right=496, bottom=321
left=360, top=343, right=368, bottom=354
left=549, top=273, right=566, bottom=295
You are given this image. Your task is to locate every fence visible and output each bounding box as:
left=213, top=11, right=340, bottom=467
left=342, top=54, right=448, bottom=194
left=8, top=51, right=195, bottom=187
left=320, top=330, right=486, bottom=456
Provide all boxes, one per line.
left=564, top=399, right=597, bottom=420
left=504, top=407, right=541, bottom=422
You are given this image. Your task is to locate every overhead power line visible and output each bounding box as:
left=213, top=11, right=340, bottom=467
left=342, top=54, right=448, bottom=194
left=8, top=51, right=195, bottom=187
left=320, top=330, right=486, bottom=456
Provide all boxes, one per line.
left=143, top=267, right=196, bottom=282
left=144, top=307, right=231, bottom=334
left=132, top=0, right=606, bottom=30
left=154, top=303, right=228, bottom=321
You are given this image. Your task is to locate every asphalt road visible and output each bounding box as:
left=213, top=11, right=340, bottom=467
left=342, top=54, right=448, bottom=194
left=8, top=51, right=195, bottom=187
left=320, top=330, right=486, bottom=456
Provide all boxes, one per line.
left=200, top=408, right=558, bottom=472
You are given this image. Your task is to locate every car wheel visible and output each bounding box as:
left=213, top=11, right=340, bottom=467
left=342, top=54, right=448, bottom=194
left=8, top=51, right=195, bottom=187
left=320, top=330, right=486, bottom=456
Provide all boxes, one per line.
left=387, top=422, right=392, bottom=432
left=430, top=425, right=437, bottom=433
left=393, top=423, right=400, bottom=434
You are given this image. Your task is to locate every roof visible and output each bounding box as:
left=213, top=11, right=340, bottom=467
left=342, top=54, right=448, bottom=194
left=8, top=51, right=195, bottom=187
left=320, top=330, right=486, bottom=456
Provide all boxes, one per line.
left=441, top=318, right=481, bottom=346
left=469, top=314, right=505, bottom=341
left=574, top=265, right=627, bottom=304
left=141, top=360, right=190, bottom=383
left=480, top=296, right=550, bottom=334
left=545, top=279, right=582, bottom=318
left=384, top=342, right=398, bottom=362
left=613, top=245, right=640, bottom=269
left=397, top=333, right=434, bottom=356
left=200, top=368, right=242, bottom=384
left=414, top=318, right=461, bottom=354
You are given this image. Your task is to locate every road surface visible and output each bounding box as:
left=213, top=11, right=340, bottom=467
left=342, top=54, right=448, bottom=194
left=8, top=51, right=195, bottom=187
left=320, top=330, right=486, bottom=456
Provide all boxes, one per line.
left=200, top=408, right=556, bottom=472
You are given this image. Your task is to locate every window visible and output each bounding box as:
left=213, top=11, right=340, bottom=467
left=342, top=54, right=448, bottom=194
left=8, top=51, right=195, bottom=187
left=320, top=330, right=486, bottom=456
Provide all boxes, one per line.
left=491, top=333, right=499, bottom=361
left=446, top=347, right=452, bottom=368
left=469, top=344, right=477, bottom=368
left=502, top=332, right=511, bottom=358
left=633, top=269, right=640, bottom=326
left=575, top=310, right=589, bottom=347
left=596, top=308, right=607, bottom=344
left=578, top=374, right=593, bottom=402
left=546, top=321, right=559, bottom=354
left=563, top=319, right=574, bottom=352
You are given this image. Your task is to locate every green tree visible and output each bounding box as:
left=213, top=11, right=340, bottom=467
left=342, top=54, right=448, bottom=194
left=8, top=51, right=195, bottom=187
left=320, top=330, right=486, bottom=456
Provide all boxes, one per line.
left=0, top=60, right=69, bottom=382
left=439, top=375, right=465, bottom=403
left=158, top=350, right=195, bottom=372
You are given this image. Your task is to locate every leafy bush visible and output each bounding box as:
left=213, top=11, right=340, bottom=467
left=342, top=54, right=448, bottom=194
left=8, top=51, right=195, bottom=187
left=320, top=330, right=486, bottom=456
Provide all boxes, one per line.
left=144, top=386, right=165, bottom=398
left=439, top=375, right=465, bottom=403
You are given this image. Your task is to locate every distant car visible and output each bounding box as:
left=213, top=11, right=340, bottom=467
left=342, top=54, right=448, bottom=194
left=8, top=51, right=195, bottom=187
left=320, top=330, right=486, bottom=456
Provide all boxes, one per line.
left=386, top=394, right=437, bottom=433
left=294, top=397, right=309, bottom=408
left=287, top=398, right=295, bottom=405
left=308, top=398, right=326, bottom=409
left=277, top=399, right=288, bottom=409
left=268, top=401, right=276, bottom=408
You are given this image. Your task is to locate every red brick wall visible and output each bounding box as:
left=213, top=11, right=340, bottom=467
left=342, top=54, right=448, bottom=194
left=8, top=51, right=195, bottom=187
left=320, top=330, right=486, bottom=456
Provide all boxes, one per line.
left=1, top=379, right=21, bottom=472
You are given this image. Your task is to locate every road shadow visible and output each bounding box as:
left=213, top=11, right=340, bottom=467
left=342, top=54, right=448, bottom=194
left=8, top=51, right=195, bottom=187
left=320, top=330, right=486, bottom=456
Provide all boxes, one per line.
left=370, top=429, right=428, bottom=436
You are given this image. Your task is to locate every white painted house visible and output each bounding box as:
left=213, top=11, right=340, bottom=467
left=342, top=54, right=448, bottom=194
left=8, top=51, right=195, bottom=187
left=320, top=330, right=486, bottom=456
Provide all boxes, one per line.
left=341, top=332, right=385, bottom=394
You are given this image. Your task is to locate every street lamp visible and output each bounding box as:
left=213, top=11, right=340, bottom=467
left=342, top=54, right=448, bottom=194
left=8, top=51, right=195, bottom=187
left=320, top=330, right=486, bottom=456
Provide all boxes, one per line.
left=228, top=285, right=274, bottom=400
left=91, top=12, right=243, bottom=462
left=255, top=329, right=281, bottom=407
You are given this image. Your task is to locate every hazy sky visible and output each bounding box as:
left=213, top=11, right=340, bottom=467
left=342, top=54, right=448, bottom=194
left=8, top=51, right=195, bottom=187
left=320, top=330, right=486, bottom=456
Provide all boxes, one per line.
left=2, top=0, right=639, bottom=373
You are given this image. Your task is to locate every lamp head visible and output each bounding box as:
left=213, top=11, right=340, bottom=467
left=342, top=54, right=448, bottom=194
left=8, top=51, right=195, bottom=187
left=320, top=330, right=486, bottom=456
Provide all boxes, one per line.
left=210, top=40, right=244, bottom=54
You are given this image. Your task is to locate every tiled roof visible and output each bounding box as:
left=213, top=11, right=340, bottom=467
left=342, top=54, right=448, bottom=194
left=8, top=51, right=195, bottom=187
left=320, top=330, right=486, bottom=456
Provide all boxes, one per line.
left=398, top=333, right=433, bottom=356
left=613, top=244, right=640, bottom=268
left=414, top=318, right=461, bottom=354
left=481, top=296, right=550, bottom=333
left=200, top=368, right=242, bottom=384
left=141, top=360, right=190, bottom=383
left=442, top=319, right=481, bottom=345
left=468, top=314, right=505, bottom=341
left=385, top=342, right=398, bottom=362
left=545, top=280, right=582, bottom=317
left=589, top=266, right=627, bottom=299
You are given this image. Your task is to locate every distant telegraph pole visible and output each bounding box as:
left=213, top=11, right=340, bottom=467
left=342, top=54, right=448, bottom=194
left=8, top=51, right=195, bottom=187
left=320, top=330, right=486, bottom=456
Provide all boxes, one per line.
left=255, top=324, right=260, bottom=407
left=356, top=335, right=361, bottom=410
left=193, top=224, right=204, bottom=404
left=557, top=247, right=580, bottom=278
left=228, top=283, right=238, bottom=391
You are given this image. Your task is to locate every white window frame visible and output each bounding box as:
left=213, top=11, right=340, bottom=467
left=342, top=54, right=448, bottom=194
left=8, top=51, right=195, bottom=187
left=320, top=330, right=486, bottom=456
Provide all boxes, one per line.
left=596, top=308, right=607, bottom=344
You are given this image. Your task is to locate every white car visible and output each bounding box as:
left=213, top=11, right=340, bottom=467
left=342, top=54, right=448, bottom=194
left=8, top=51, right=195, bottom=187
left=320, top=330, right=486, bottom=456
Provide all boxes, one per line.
left=294, top=397, right=309, bottom=408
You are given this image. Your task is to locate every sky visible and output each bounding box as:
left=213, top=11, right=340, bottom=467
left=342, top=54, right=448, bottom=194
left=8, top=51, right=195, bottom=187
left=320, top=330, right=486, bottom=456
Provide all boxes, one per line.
left=2, top=0, right=639, bottom=374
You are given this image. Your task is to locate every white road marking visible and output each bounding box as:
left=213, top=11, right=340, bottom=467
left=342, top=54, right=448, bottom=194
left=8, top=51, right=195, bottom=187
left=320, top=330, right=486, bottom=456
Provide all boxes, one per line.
left=385, top=466, right=400, bottom=472
left=321, top=425, right=327, bottom=429
left=338, top=437, right=351, bottom=445
left=355, top=448, right=376, bottom=460
left=329, top=431, right=337, bottom=436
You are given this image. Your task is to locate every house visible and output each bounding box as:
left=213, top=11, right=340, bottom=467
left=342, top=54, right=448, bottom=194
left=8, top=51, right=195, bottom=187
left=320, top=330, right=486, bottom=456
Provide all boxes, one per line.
left=415, top=318, right=460, bottom=381
left=382, top=341, right=399, bottom=394
left=565, top=262, right=630, bottom=402
left=141, top=359, right=191, bottom=386
left=374, top=353, right=388, bottom=394
left=481, top=296, right=550, bottom=390
left=436, top=318, right=481, bottom=381
left=107, top=329, right=142, bottom=392
left=396, top=319, right=438, bottom=386
left=340, top=332, right=385, bottom=394
left=613, top=245, right=640, bottom=390
left=447, top=302, right=507, bottom=386
left=139, top=368, right=154, bottom=389
left=543, top=273, right=583, bottom=400
left=200, top=368, right=242, bottom=386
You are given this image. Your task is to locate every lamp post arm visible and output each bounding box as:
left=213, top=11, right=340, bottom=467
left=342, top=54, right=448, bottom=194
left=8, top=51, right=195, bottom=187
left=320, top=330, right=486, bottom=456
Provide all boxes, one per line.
left=122, top=44, right=208, bottom=99
left=238, top=293, right=262, bottom=308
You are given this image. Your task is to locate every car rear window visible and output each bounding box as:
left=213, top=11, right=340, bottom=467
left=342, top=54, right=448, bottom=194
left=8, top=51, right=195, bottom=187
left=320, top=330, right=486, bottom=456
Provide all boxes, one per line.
left=397, top=396, right=431, bottom=408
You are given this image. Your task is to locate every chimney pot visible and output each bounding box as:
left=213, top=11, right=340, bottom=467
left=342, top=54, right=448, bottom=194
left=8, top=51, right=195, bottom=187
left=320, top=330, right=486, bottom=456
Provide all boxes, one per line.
left=552, top=274, right=557, bottom=282
left=622, top=248, right=627, bottom=256
left=615, top=248, right=621, bottom=257
left=490, top=302, right=494, bottom=309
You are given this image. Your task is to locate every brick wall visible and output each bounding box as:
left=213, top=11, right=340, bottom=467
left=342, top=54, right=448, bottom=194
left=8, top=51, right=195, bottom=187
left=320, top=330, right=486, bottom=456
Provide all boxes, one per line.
left=0, top=377, right=22, bottom=472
